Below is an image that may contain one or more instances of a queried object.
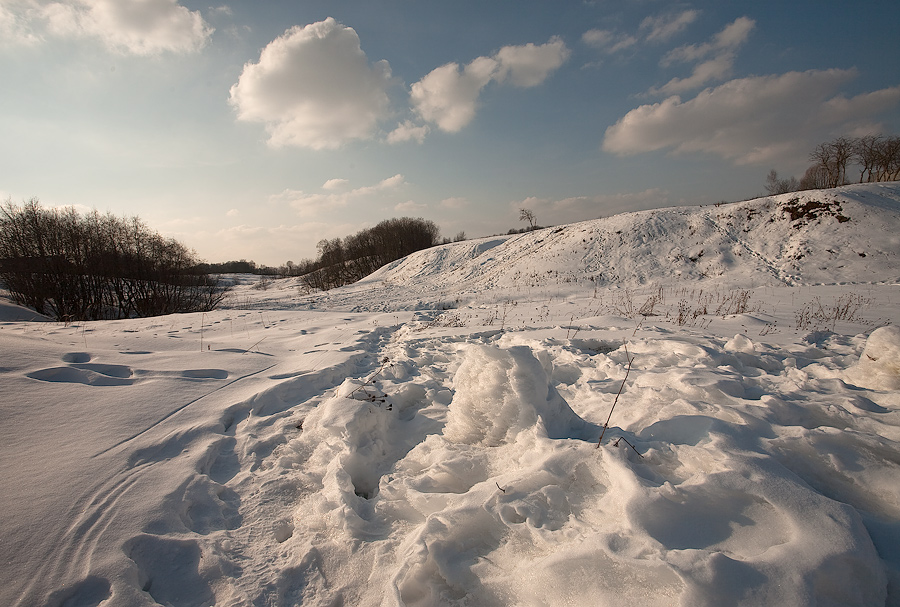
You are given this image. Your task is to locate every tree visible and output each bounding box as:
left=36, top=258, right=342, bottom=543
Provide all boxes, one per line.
left=853, top=134, right=882, bottom=183
left=765, top=169, right=800, bottom=195
left=0, top=199, right=227, bottom=320
left=519, top=208, right=537, bottom=230
left=799, top=164, right=829, bottom=190
left=298, top=217, right=441, bottom=291
left=809, top=136, right=854, bottom=188
left=874, top=136, right=900, bottom=182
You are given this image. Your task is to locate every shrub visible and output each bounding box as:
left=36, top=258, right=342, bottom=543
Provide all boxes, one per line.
left=0, top=198, right=228, bottom=320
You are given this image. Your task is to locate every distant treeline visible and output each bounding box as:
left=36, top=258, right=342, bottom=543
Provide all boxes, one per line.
left=0, top=199, right=228, bottom=321
left=195, top=259, right=263, bottom=274
left=767, top=133, right=900, bottom=195
left=199, top=219, right=459, bottom=291
left=296, top=217, right=441, bottom=291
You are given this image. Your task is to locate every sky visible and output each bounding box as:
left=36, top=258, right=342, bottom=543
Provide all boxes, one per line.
left=1, top=0, right=899, bottom=266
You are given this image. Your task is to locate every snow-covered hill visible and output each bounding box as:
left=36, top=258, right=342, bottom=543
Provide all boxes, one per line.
left=369, top=182, right=900, bottom=289
left=1, top=183, right=899, bottom=607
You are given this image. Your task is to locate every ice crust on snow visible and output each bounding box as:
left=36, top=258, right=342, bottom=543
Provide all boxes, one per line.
left=1, top=183, right=900, bottom=607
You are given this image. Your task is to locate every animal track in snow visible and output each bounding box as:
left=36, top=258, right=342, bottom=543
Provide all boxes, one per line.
left=125, top=535, right=214, bottom=607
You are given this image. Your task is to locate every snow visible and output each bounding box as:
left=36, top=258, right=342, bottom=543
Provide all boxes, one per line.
left=1, top=183, right=900, bottom=606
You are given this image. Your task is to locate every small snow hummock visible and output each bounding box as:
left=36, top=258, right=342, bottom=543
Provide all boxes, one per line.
left=444, top=344, right=586, bottom=445
left=846, top=325, right=900, bottom=390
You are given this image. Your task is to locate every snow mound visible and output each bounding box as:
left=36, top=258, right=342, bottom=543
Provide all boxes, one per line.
left=847, top=325, right=900, bottom=390
left=444, top=344, right=586, bottom=445
left=0, top=299, right=50, bottom=321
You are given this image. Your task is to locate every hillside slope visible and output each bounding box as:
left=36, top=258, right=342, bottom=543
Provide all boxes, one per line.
left=366, top=182, right=900, bottom=292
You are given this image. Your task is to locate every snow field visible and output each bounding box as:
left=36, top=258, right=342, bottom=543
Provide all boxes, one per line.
left=2, top=183, right=900, bottom=606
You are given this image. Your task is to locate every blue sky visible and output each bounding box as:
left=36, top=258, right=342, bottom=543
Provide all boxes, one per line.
left=2, top=0, right=899, bottom=265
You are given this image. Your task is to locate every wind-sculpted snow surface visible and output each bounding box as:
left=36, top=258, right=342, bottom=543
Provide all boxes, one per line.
left=2, top=184, right=900, bottom=606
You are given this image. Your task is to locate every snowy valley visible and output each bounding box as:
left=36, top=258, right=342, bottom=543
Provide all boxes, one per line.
left=2, top=183, right=900, bottom=606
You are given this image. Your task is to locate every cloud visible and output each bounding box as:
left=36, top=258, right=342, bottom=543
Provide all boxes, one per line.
left=270, top=174, right=407, bottom=217
left=410, top=37, right=569, bottom=133
left=513, top=189, right=671, bottom=225
left=0, top=2, right=43, bottom=47
left=640, top=9, right=700, bottom=43
left=603, top=69, right=900, bottom=166
left=581, top=29, right=637, bottom=54
left=322, top=178, right=349, bottom=190
left=4, top=0, right=213, bottom=54
left=387, top=120, right=430, bottom=144
left=650, top=16, right=754, bottom=95
left=226, top=208, right=239, bottom=217
left=440, top=197, right=469, bottom=209
left=661, top=16, right=754, bottom=66
left=229, top=18, right=393, bottom=150
left=494, top=37, right=570, bottom=87
left=410, top=57, right=499, bottom=133
left=209, top=5, right=232, bottom=18
left=394, top=200, right=427, bottom=213
left=582, top=9, right=698, bottom=57
left=650, top=56, right=734, bottom=96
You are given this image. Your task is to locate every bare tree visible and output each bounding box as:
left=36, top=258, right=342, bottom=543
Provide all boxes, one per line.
left=0, top=199, right=227, bottom=320
left=875, top=136, right=900, bottom=182
left=798, top=164, right=828, bottom=190
left=809, top=136, right=854, bottom=188
left=853, top=134, right=882, bottom=183
left=519, top=208, right=537, bottom=230
left=765, top=169, right=800, bottom=195
left=299, top=217, right=441, bottom=291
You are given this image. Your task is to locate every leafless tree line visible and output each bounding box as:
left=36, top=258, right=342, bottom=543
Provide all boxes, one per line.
left=297, top=217, right=441, bottom=291
left=0, top=199, right=227, bottom=321
left=766, top=133, right=900, bottom=195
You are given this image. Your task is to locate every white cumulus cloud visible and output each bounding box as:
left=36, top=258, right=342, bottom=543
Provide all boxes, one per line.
left=603, top=69, right=900, bottom=167
left=410, top=37, right=569, bottom=133
left=229, top=18, right=393, bottom=150
left=387, top=120, right=430, bottom=144
left=410, top=56, right=499, bottom=133
left=494, top=37, right=570, bottom=87
left=4, top=0, right=213, bottom=54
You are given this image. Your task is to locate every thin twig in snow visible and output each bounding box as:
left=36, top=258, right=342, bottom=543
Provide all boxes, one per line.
left=598, top=342, right=634, bottom=446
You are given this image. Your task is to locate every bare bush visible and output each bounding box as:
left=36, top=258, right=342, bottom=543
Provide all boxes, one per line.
left=715, top=289, right=752, bottom=316
left=0, top=198, right=227, bottom=320
left=795, top=293, right=870, bottom=331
